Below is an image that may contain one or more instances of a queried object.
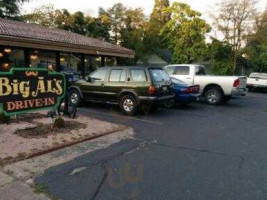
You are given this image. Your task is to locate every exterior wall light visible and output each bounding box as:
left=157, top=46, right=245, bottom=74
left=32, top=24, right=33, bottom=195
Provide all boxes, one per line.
left=2, top=63, right=10, bottom=70
left=4, top=48, right=12, bottom=53
left=30, top=55, right=38, bottom=60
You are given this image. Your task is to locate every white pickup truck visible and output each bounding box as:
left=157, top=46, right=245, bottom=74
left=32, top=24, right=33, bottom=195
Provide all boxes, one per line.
left=247, top=73, right=267, bottom=90
left=164, top=64, right=248, bottom=105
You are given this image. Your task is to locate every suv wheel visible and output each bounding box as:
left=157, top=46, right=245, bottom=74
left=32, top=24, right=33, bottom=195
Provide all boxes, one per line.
left=69, top=89, right=81, bottom=107
left=120, top=95, right=137, bottom=116
left=205, top=88, right=223, bottom=105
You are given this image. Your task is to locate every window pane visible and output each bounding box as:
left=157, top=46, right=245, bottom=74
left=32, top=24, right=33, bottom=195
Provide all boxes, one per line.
left=91, top=68, right=107, bottom=81
left=131, top=69, right=147, bottom=82
left=110, top=70, right=122, bottom=82
left=120, top=70, right=126, bottom=81
left=195, top=66, right=206, bottom=75
left=174, top=66, right=190, bottom=75
left=150, top=69, right=170, bottom=82
left=165, top=66, right=175, bottom=75
left=0, top=47, right=25, bottom=71
left=30, top=50, right=56, bottom=70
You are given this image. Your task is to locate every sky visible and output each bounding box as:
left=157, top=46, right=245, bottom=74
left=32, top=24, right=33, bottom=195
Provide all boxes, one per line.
left=22, top=0, right=267, bottom=24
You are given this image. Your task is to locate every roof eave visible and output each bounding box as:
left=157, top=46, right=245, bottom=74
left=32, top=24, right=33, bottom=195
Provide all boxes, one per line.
left=0, top=35, right=135, bottom=58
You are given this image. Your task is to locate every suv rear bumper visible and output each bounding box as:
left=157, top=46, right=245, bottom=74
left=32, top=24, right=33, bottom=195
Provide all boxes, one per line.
left=139, top=94, right=175, bottom=103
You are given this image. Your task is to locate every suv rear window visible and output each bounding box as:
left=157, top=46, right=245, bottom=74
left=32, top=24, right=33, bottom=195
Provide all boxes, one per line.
left=150, top=69, right=170, bottom=82
left=130, top=69, right=147, bottom=82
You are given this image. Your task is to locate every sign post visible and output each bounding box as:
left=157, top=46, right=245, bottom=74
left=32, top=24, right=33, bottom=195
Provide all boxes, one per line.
left=0, top=68, right=66, bottom=117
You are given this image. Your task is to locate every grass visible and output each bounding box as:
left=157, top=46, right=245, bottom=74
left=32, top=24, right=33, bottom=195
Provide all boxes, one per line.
left=33, top=183, right=62, bottom=200
left=33, top=184, right=49, bottom=195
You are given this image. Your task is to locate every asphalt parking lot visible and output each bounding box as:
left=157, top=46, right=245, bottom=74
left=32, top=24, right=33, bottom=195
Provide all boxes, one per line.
left=36, top=92, right=267, bottom=200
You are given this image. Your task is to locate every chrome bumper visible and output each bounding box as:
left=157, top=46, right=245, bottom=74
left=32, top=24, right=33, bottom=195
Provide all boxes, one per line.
left=231, top=88, right=248, bottom=96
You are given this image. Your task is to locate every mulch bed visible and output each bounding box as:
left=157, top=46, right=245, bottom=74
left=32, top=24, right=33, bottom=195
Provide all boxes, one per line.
left=14, top=121, right=87, bottom=139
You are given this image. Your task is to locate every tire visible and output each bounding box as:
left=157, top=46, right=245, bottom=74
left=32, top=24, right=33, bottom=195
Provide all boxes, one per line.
left=69, top=89, right=81, bottom=107
left=119, top=95, right=138, bottom=116
left=204, top=87, right=223, bottom=105
left=164, top=100, right=175, bottom=108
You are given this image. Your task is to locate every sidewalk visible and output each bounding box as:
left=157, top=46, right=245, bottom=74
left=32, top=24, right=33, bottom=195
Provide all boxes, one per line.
left=0, top=127, right=134, bottom=200
left=0, top=177, right=49, bottom=200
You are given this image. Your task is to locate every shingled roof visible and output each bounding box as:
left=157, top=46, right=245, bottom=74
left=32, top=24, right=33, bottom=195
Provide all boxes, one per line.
left=0, top=18, right=135, bottom=58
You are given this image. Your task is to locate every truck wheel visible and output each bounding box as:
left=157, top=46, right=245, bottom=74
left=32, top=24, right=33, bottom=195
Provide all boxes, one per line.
left=205, top=88, right=223, bottom=105
left=69, top=89, right=81, bottom=107
left=119, top=95, right=137, bottom=116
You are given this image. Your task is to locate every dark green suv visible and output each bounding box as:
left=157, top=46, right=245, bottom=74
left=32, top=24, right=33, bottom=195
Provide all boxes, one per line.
left=69, top=66, right=174, bottom=115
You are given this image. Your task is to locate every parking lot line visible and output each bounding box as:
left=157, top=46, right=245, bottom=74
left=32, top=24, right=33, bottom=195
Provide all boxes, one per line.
left=79, top=108, right=164, bottom=125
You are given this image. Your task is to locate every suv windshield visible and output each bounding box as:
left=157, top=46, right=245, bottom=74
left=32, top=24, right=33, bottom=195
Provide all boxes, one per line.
left=150, top=69, right=171, bottom=83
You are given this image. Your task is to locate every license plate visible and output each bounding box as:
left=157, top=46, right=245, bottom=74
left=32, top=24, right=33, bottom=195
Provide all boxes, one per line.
left=162, top=86, right=167, bottom=91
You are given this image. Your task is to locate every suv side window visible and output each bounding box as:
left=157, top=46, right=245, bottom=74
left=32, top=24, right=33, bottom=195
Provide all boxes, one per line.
left=165, top=66, right=175, bottom=75
left=90, top=68, right=108, bottom=81
left=130, top=69, right=147, bottom=82
left=174, top=66, right=190, bottom=75
left=109, top=69, right=126, bottom=82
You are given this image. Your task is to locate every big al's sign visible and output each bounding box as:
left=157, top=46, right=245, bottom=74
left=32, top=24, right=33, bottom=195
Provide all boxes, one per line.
left=0, top=68, right=66, bottom=116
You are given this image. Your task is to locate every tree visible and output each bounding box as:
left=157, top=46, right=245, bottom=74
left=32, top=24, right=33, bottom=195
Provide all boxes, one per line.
left=209, top=39, right=235, bottom=75
left=23, top=4, right=61, bottom=28
left=23, top=5, right=111, bottom=41
left=106, top=3, right=127, bottom=45
left=0, top=0, right=29, bottom=19
left=120, top=8, right=147, bottom=64
left=161, top=2, right=210, bottom=64
left=212, top=0, right=257, bottom=74
left=246, top=10, right=267, bottom=72
left=145, top=0, right=170, bottom=51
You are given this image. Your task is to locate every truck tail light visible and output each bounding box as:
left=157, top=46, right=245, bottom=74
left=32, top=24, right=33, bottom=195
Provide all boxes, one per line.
left=233, top=79, right=240, bottom=88
left=149, top=86, right=156, bottom=95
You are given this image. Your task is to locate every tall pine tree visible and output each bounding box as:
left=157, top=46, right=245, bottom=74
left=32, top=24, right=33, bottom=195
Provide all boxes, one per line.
left=145, top=0, right=170, bottom=51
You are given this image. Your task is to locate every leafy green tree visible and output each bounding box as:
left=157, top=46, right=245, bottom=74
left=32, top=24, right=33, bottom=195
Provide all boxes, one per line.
left=209, top=40, right=235, bottom=75
left=246, top=10, right=267, bottom=72
left=145, top=0, right=170, bottom=51
left=120, top=8, right=147, bottom=64
left=161, top=2, right=211, bottom=64
left=212, top=0, right=257, bottom=74
left=106, top=3, right=126, bottom=45
left=23, top=4, right=60, bottom=28
left=0, top=0, right=29, bottom=19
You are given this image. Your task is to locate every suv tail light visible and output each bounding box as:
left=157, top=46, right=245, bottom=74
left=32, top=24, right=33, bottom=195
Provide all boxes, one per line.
left=148, top=86, right=156, bottom=95
left=233, top=79, right=240, bottom=88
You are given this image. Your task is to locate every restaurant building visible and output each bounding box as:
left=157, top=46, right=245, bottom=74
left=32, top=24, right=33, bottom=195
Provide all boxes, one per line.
left=0, top=18, right=135, bottom=79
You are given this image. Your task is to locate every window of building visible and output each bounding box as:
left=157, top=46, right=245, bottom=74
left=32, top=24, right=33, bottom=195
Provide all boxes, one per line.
left=29, top=50, right=56, bottom=70
left=0, top=47, right=25, bottom=71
